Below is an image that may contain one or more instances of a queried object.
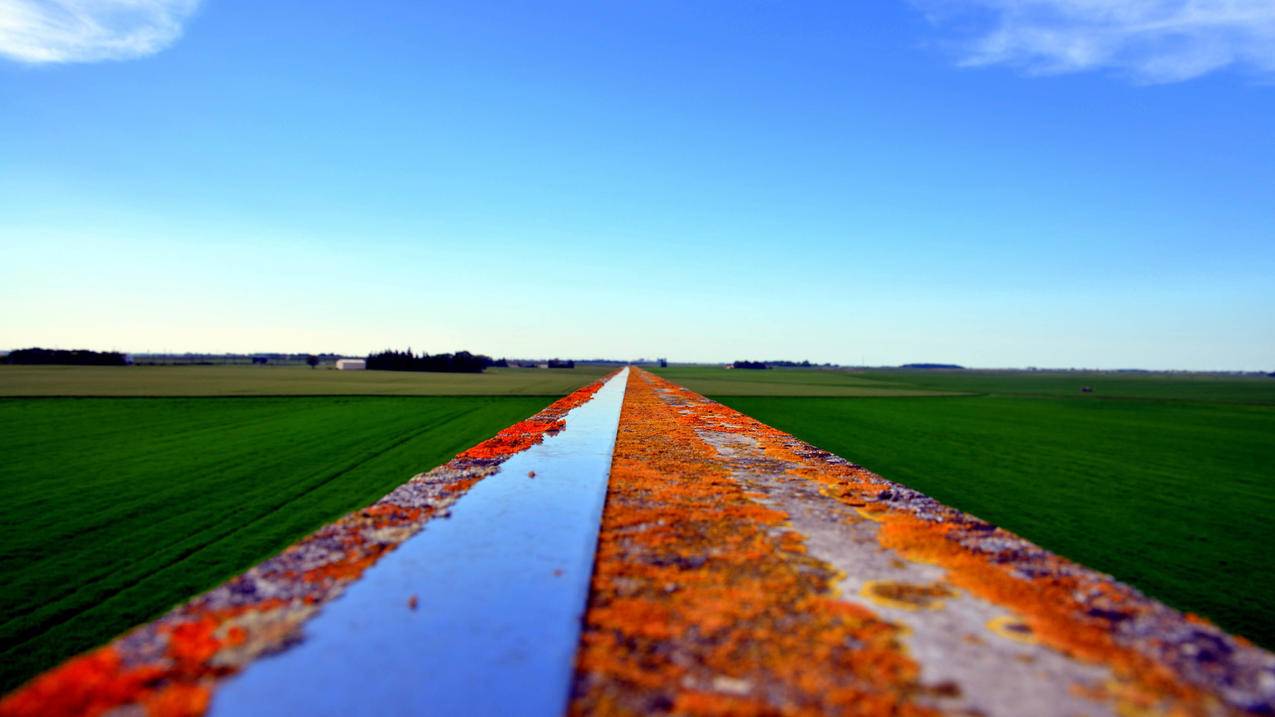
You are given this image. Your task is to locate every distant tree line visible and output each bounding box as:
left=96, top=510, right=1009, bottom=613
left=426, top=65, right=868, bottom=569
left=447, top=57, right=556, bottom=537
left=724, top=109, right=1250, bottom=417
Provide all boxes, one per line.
left=732, top=360, right=835, bottom=369
left=900, top=363, right=964, bottom=370
left=512, top=359, right=575, bottom=368
left=365, top=349, right=496, bottom=373
left=132, top=352, right=343, bottom=366
left=4, top=348, right=128, bottom=366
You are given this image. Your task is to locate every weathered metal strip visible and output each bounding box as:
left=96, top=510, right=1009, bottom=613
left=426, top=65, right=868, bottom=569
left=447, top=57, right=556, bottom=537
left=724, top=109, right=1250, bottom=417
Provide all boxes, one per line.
left=208, top=367, right=628, bottom=716
left=0, top=369, right=623, bottom=717
left=571, top=368, right=1275, bottom=717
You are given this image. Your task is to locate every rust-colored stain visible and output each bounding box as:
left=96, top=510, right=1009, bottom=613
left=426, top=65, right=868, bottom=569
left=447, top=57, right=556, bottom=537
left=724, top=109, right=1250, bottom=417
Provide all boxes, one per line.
left=571, top=369, right=1274, bottom=716
left=0, top=371, right=618, bottom=717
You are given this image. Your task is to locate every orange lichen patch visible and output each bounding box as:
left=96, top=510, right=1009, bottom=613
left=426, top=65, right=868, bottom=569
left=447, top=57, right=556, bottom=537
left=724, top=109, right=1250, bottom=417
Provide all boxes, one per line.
left=1, top=596, right=307, bottom=717
left=3, top=371, right=620, bottom=717
left=0, top=648, right=161, bottom=717
left=457, top=418, right=566, bottom=459
left=672, top=691, right=773, bottom=716
left=137, top=683, right=211, bottom=717
left=359, top=503, right=425, bottom=523
left=625, top=369, right=1265, bottom=717
left=298, top=547, right=384, bottom=583
left=458, top=373, right=612, bottom=461
left=854, top=506, right=888, bottom=522
left=987, top=616, right=1038, bottom=644
left=570, top=369, right=937, bottom=717
left=868, top=515, right=1206, bottom=708
left=164, top=618, right=223, bottom=671
left=860, top=580, right=954, bottom=611
left=777, top=530, right=808, bottom=555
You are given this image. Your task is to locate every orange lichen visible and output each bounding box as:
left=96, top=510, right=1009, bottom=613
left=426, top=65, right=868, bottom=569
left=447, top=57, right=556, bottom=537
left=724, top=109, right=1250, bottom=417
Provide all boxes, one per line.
left=137, top=683, right=211, bottom=717
left=570, top=369, right=937, bottom=717
left=458, top=374, right=610, bottom=461
left=0, top=648, right=161, bottom=717
left=860, top=580, right=954, bottom=611
left=986, top=616, right=1037, bottom=644
left=164, top=618, right=222, bottom=671
left=457, top=418, right=566, bottom=460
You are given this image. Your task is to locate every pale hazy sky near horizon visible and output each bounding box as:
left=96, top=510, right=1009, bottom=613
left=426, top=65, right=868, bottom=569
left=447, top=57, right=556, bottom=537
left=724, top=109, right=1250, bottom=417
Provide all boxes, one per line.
left=2, top=1, right=1273, bottom=369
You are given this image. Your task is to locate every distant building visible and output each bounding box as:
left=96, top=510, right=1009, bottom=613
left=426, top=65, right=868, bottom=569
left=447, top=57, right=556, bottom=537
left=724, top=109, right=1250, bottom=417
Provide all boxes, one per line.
left=336, top=358, right=366, bottom=371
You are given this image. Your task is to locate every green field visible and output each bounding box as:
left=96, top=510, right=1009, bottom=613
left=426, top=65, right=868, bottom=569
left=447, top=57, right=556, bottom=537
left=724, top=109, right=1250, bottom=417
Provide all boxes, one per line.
left=0, top=364, right=612, bottom=397
left=0, top=393, right=552, bottom=692
left=656, top=365, right=1275, bottom=402
left=656, top=366, right=1275, bottom=649
left=857, top=368, right=1275, bottom=403
left=644, top=366, right=960, bottom=397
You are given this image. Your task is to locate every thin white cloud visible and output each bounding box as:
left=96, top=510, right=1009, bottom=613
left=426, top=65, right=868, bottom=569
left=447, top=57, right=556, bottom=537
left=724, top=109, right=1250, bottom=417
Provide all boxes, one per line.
left=0, top=0, right=200, bottom=64
left=915, top=0, right=1275, bottom=83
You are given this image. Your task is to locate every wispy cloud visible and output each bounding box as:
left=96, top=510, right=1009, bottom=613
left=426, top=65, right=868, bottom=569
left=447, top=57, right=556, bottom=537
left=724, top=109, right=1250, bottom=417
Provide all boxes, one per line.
left=915, top=0, right=1275, bottom=83
left=0, top=0, right=200, bottom=64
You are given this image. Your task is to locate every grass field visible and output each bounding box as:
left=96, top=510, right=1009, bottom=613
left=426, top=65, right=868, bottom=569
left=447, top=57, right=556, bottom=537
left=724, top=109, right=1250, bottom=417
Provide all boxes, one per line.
left=646, top=366, right=960, bottom=397
left=654, top=367, right=1275, bottom=649
left=0, top=394, right=552, bottom=692
left=858, top=368, right=1275, bottom=403
left=0, top=365, right=612, bottom=397
left=656, top=365, right=1275, bottom=402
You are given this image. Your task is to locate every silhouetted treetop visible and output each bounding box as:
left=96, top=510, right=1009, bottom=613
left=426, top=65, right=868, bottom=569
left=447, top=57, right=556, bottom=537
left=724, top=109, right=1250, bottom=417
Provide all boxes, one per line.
left=364, top=349, right=494, bottom=373
left=4, top=348, right=128, bottom=366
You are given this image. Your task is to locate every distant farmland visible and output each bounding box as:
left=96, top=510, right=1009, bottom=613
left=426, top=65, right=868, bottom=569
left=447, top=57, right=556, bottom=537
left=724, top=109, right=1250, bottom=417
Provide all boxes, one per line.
left=0, top=392, right=555, bottom=692
left=656, top=366, right=1275, bottom=650
left=0, top=364, right=611, bottom=397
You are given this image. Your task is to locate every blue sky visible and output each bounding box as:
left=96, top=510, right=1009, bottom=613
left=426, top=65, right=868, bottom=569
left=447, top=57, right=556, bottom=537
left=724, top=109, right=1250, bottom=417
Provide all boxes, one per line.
left=1, top=1, right=1272, bottom=369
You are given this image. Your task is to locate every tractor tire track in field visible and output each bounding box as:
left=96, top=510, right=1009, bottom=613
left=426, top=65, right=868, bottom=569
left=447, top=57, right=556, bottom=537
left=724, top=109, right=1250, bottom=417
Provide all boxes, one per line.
left=0, top=405, right=484, bottom=661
